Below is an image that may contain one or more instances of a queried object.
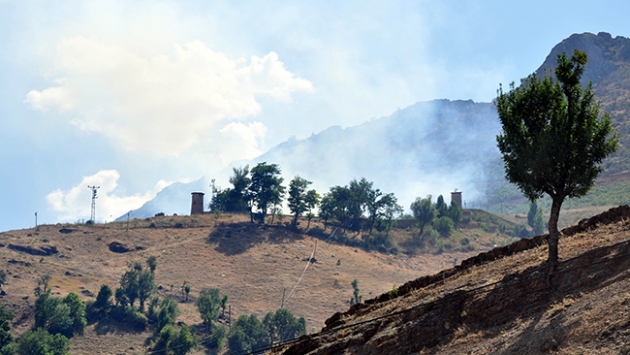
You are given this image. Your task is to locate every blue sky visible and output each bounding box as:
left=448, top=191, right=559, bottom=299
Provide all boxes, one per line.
left=1, top=0, right=629, bottom=231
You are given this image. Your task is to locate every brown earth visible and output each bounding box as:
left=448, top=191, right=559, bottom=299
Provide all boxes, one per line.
left=283, top=205, right=630, bottom=355
left=0, top=214, right=489, bottom=354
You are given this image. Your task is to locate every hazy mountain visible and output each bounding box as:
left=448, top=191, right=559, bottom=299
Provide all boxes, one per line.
left=120, top=32, right=630, bottom=220
left=119, top=99, right=501, bottom=220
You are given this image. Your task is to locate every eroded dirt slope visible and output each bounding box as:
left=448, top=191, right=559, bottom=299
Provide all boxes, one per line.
left=284, top=205, right=630, bottom=355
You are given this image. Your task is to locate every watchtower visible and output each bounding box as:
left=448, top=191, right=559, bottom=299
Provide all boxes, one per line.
left=451, top=189, right=462, bottom=208
left=191, top=192, right=205, bottom=215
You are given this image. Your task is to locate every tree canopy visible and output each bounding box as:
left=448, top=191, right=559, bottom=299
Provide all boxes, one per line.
left=496, top=49, right=618, bottom=263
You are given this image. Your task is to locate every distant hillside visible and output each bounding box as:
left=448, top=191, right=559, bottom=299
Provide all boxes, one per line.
left=123, top=99, right=502, bottom=219
left=123, top=32, right=630, bottom=221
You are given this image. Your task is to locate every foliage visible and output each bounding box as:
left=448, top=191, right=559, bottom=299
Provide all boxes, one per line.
left=527, top=202, right=545, bottom=236
left=435, top=195, right=448, bottom=218
left=146, top=255, right=158, bottom=273
left=496, top=50, right=618, bottom=262
left=196, top=288, right=226, bottom=332
left=434, top=216, right=454, bottom=237
left=212, top=165, right=251, bottom=213
left=227, top=314, right=268, bottom=354
left=13, top=329, right=69, bottom=355
left=249, top=162, right=285, bottom=223
left=410, top=195, right=434, bottom=236
left=287, top=176, right=314, bottom=228
left=263, top=308, right=306, bottom=344
left=119, top=265, right=154, bottom=311
left=0, top=305, right=14, bottom=350
left=350, top=279, right=362, bottom=306
left=153, top=324, right=197, bottom=355
left=34, top=291, right=86, bottom=338
left=155, top=298, right=180, bottom=334
left=446, top=200, right=462, bottom=224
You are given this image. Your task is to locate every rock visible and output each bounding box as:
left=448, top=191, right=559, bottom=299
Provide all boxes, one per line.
left=59, top=228, right=74, bottom=234
left=8, top=244, right=58, bottom=256
left=8, top=259, right=32, bottom=267
left=109, top=241, right=131, bottom=253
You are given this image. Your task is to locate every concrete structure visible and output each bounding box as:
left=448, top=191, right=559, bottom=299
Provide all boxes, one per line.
left=191, top=192, right=205, bottom=215
left=451, top=189, right=462, bottom=208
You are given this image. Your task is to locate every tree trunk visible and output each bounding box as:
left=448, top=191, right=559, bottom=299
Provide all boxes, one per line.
left=547, top=197, right=563, bottom=263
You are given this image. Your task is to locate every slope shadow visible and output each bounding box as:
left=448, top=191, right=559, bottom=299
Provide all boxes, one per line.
left=207, top=222, right=304, bottom=256
left=426, top=239, right=630, bottom=354
left=287, top=238, right=630, bottom=355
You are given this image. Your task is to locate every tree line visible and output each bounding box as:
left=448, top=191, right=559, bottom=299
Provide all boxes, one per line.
left=211, top=163, right=403, bottom=237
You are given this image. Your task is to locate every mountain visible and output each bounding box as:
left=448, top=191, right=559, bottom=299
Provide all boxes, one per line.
left=536, top=32, right=630, bottom=174
left=121, top=99, right=502, bottom=220
left=122, top=32, right=630, bottom=220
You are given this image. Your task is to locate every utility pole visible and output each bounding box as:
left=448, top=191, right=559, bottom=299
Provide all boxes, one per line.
left=87, top=185, right=100, bottom=223
left=35, top=211, right=37, bottom=228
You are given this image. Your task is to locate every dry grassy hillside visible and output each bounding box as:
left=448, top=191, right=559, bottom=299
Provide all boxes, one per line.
left=284, top=205, right=630, bottom=355
left=0, top=213, right=497, bottom=354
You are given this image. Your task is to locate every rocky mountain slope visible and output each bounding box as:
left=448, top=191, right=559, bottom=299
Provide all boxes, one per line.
left=124, top=32, right=630, bottom=221
left=283, top=205, right=630, bottom=354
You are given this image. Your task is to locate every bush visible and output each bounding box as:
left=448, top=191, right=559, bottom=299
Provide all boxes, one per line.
left=14, top=328, right=69, bottom=355
left=34, top=291, right=86, bottom=338
left=433, top=216, right=454, bottom=237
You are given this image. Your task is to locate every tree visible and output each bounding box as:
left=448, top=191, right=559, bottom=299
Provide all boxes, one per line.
left=34, top=291, right=86, bottom=338
left=434, top=216, right=454, bottom=237
left=528, top=202, right=545, bottom=236
left=181, top=281, right=191, bottom=302
left=304, top=189, right=321, bottom=230
left=347, top=178, right=372, bottom=231
left=227, top=314, right=267, bottom=354
left=435, top=195, right=448, bottom=218
left=14, top=329, right=69, bottom=355
left=350, top=279, right=362, bottom=306
left=446, top=200, right=462, bottom=224
left=0, top=304, right=14, bottom=350
left=410, top=195, right=434, bottom=236
left=137, top=270, right=155, bottom=311
left=287, top=176, right=312, bottom=228
left=263, top=309, right=306, bottom=344
left=365, top=188, right=399, bottom=237
left=320, top=186, right=351, bottom=231
left=119, top=269, right=139, bottom=307
left=496, top=50, right=618, bottom=263
left=146, top=256, right=158, bottom=274
left=196, top=288, right=223, bottom=332
left=249, top=162, right=285, bottom=223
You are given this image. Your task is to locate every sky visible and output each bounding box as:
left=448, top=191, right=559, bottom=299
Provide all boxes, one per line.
left=1, top=0, right=630, bottom=231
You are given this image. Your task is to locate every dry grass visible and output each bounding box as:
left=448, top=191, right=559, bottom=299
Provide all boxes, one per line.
left=0, top=213, right=486, bottom=354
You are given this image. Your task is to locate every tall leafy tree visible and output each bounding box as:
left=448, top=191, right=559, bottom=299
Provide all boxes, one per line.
left=410, top=195, right=434, bottom=236
left=527, top=202, right=545, bottom=236
left=347, top=178, right=372, bottom=230
left=304, top=189, right=320, bottom=230
left=496, top=50, right=618, bottom=263
left=249, top=162, right=285, bottom=223
left=365, top=188, right=399, bottom=237
left=435, top=195, right=448, bottom=218
left=287, top=176, right=312, bottom=227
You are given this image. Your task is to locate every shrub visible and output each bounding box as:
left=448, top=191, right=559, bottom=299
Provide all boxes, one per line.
left=433, top=216, right=454, bottom=237
left=14, top=328, right=69, bottom=355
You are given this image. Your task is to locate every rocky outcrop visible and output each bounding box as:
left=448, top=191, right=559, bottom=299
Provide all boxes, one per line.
left=8, top=244, right=58, bottom=256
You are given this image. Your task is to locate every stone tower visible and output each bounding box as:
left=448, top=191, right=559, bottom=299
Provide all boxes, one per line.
left=191, top=192, right=205, bottom=215
left=451, top=189, right=462, bottom=208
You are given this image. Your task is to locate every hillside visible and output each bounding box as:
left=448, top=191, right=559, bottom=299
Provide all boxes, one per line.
left=0, top=212, right=517, bottom=354
left=283, top=205, right=630, bottom=354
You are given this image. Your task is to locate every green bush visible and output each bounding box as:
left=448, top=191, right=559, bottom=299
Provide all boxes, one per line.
left=433, top=216, right=454, bottom=237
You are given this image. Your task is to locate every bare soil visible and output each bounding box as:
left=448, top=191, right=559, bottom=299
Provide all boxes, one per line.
left=0, top=214, right=485, bottom=354
left=284, top=205, right=630, bottom=355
